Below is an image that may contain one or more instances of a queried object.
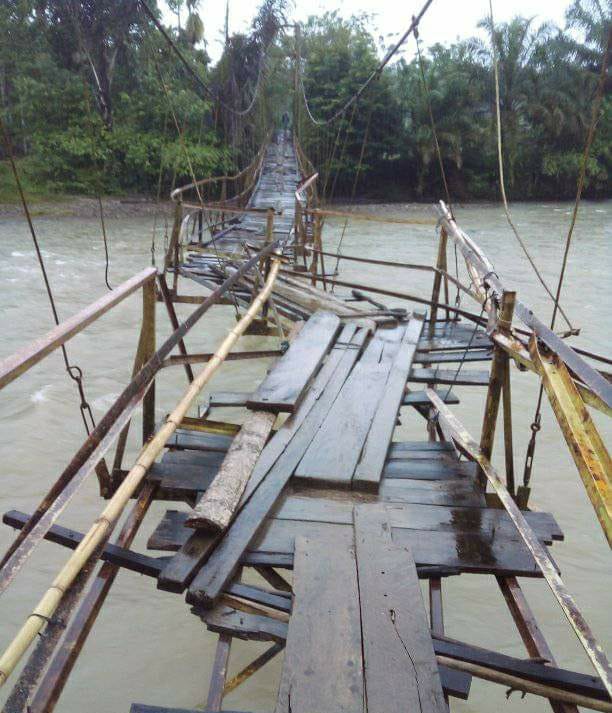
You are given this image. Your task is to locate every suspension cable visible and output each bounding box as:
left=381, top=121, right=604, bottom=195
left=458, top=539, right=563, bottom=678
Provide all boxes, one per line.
left=298, top=0, right=435, bottom=126
left=487, top=0, right=574, bottom=331
left=0, top=116, right=97, bottom=436
left=414, top=27, right=453, bottom=215
left=137, top=0, right=267, bottom=118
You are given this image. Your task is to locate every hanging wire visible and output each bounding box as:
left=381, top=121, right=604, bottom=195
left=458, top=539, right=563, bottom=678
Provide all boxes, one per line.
left=138, top=0, right=268, bottom=118
left=0, top=116, right=97, bottom=436
left=414, top=26, right=454, bottom=216
left=520, top=23, right=611, bottom=499
left=297, top=0, right=436, bottom=126
left=487, top=0, right=574, bottom=331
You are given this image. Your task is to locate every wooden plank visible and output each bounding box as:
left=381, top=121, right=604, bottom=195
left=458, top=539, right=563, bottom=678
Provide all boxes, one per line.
left=383, top=460, right=479, bottom=480
left=410, top=368, right=490, bottom=386
left=208, top=391, right=251, bottom=408
left=354, top=505, right=446, bottom=712
left=186, top=326, right=368, bottom=606
left=246, top=310, right=340, bottom=412
left=157, top=325, right=358, bottom=592
left=415, top=349, right=492, bottom=364
left=353, top=315, right=425, bottom=492
left=146, top=462, right=217, bottom=499
left=131, top=707, right=253, bottom=713
left=275, top=533, right=364, bottom=713
left=295, top=328, right=403, bottom=488
left=165, top=429, right=233, bottom=453
left=197, top=605, right=289, bottom=643
left=432, top=634, right=609, bottom=701
left=226, top=582, right=292, bottom=613
left=403, top=389, right=459, bottom=407
left=186, top=411, right=276, bottom=531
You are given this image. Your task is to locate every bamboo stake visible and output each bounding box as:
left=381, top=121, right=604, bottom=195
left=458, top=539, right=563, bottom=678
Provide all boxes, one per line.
left=0, top=257, right=281, bottom=688
left=436, top=656, right=612, bottom=712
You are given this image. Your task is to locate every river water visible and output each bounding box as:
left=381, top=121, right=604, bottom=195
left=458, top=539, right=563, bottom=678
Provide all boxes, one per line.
left=0, top=201, right=609, bottom=712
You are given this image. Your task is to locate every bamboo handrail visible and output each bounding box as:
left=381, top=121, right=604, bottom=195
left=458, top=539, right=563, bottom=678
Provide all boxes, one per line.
left=0, top=256, right=281, bottom=688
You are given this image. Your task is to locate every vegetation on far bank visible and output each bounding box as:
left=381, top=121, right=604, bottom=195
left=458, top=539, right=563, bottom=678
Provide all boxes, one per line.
left=0, top=0, right=609, bottom=204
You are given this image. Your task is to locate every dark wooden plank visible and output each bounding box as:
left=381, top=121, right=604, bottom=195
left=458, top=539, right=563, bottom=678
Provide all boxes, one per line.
left=147, top=510, right=190, bottom=551
left=186, top=327, right=368, bottom=607
left=131, top=706, right=254, bottom=713
left=295, top=328, right=403, bottom=488
left=353, top=315, right=425, bottom=492
left=165, top=429, right=233, bottom=453
left=275, top=533, right=364, bottom=713
left=247, top=310, right=340, bottom=412
left=409, top=368, right=490, bottom=386
left=383, top=460, right=479, bottom=480
left=162, top=449, right=226, bottom=468
left=417, top=333, right=491, bottom=352
left=415, top=349, right=492, bottom=364
left=432, top=634, right=608, bottom=701
left=439, top=665, right=472, bottom=700
left=226, top=582, right=292, bottom=613
left=392, top=527, right=542, bottom=576
left=196, top=604, right=288, bottom=643
left=209, top=391, right=251, bottom=408
left=271, top=497, right=562, bottom=543
left=354, top=505, right=447, bottom=712
left=389, top=441, right=455, bottom=453
left=403, top=389, right=459, bottom=407
left=380, top=479, right=487, bottom=507
left=4, top=510, right=164, bottom=578
left=147, top=462, right=217, bottom=497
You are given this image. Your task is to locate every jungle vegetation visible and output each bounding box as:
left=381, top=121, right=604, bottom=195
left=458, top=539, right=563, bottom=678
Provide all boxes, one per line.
left=0, top=0, right=609, bottom=202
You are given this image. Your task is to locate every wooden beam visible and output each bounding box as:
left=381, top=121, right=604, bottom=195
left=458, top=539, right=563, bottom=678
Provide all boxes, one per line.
left=185, top=411, right=276, bottom=532
left=530, top=337, right=612, bottom=547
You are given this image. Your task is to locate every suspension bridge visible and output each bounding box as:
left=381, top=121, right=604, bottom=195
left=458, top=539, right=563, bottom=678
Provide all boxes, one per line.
left=0, top=2, right=610, bottom=713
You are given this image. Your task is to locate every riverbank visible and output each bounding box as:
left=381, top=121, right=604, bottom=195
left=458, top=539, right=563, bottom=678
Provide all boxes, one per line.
left=0, top=195, right=173, bottom=219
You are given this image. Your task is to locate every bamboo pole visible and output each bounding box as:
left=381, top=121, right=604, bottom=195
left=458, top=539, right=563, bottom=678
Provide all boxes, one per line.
left=0, top=257, right=281, bottom=688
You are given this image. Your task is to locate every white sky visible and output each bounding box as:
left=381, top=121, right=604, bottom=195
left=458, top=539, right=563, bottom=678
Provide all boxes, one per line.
left=162, top=0, right=573, bottom=63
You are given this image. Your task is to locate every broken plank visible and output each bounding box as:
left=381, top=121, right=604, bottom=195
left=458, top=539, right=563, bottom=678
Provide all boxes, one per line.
left=246, top=310, right=340, bottom=412
left=196, top=604, right=288, bottom=643
left=186, top=326, right=369, bottom=606
left=186, top=411, right=276, bottom=532
left=275, top=532, right=364, bottom=713
left=354, top=505, right=447, bottom=712
left=353, top=314, right=424, bottom=491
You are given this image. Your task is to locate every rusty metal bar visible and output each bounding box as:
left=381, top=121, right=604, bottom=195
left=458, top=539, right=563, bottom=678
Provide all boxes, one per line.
left=427, top=389, right=612, bottom=695
left=0, top=239, right=283, bottom=593
left=206, top=634, right=232, bottom=711
left=530, top=337, right=612, bottom=546
left=0, top=267, right=156, bottom=392
left=223, top=642, right=284, bottom=696
left=24, top=482, right=158, bottom=713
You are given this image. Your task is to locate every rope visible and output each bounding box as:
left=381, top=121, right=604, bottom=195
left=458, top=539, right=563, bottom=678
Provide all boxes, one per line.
left=520, top=24, right=611, bottom=498
left=0, top=116, right=97, bottom=436
left=487, top=0, right=574, bottom=331
left=297, top=0, right=435, bottom=126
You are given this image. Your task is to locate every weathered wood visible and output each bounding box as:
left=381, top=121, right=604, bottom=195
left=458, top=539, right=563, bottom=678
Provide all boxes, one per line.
left=383, top=459, right=479, bottom=480
left=197, top=605, right=289, bottom=643
left=206, top=633, right=232, bottom=712
left=247, top=310, right=340, bottom=412
left=187, top=327, right=369, bottom=608
left=414, top=349, right=492, bottom=364
left=165, top=429, right=233, bottom=453
left=185, top=411, right=276, bottom=531
left=354, top=505, right=447, bottom=712
left=295, top=328, right=403, bottom=488
left=275, top=533, right=364, bottom=713
left=226, top=582, right=292, bottom=613
left=410, top=368, right=490, bottom=386
left=403, top=389, right=459, bottom=407
left=208, top=391, right=251, bottom=408
left=353, top=315, right=424, bottom=492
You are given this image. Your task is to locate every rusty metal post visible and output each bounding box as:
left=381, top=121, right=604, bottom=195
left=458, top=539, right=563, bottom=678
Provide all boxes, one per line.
left=141, top=279, right=156, bottom=443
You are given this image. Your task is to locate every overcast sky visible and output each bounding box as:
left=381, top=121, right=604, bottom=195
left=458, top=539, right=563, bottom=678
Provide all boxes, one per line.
left=162, top=0, right=574, bottom=63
